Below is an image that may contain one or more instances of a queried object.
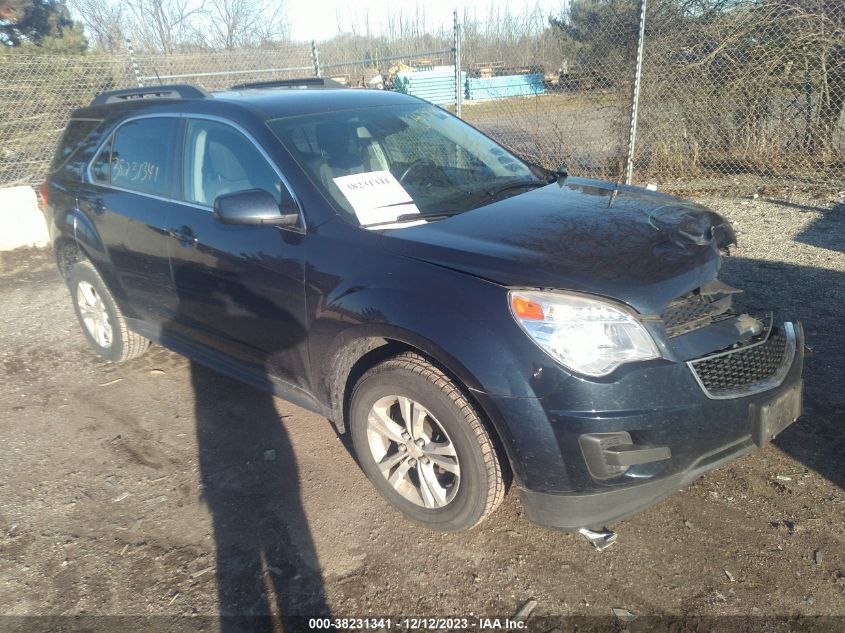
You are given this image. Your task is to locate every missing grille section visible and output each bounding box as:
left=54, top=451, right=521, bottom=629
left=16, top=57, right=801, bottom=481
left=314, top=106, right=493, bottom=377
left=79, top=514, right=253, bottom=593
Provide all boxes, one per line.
left=688, top=324, right=795, bottom=399
left=661, top=280, right=741, bottom=337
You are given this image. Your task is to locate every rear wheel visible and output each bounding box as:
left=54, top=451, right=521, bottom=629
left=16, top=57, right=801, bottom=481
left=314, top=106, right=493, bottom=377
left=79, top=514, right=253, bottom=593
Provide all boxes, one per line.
left=349, top=352, right=504, bottom=532
left=68, top=260, right=150, bottom=363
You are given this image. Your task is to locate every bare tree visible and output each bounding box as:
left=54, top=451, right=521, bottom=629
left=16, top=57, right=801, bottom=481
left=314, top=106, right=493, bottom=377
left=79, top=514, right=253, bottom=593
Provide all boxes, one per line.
left=126, top=0, right=205, bottom=53
left=199, top=0, right=287, bottom=49
left=68, top=0, right=127, bottom=51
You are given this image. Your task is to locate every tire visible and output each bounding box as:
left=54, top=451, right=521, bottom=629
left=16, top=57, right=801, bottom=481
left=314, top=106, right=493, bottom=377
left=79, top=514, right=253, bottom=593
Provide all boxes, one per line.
left=349, top=352, right=504, bottom=532
left=67, top=260, right=150, bottom=363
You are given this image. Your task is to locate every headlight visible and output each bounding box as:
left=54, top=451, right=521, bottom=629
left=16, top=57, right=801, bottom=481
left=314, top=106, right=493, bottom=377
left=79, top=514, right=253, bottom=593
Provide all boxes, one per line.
left=509, top=290, right=660, bottom=377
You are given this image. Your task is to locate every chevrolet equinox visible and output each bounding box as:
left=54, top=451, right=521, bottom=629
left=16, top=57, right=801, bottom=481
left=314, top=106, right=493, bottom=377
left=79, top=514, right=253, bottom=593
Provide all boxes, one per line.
left=42, top=80, right=805, bottom=536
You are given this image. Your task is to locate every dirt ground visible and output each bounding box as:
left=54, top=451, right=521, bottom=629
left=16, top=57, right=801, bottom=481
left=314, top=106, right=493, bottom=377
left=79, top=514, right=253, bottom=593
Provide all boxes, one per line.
left=1, top=192, right=844, bottom=632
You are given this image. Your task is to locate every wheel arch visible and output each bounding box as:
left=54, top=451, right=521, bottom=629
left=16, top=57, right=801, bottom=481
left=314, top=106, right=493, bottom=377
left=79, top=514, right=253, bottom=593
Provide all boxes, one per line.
left=53, top=207, right=131, bottom=314
left=324, top=327, right=516, bottom=486
left=53, top=233, right=83, bottom=278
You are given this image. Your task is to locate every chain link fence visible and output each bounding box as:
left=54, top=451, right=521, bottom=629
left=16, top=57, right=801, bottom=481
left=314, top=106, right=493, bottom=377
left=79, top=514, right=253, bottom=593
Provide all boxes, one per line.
left=131, top=44, right=314, bottom=90
left=459, top=8, right=634, bottom=182
left=637, top=0, right=845, bottom=194
left=460, top=0, right=845, bottom=195
left=0, top=43, right=314, bottom=187
left=1, top=53, right=135, bottom=186
left=1, top=0, right=843, bottom=195
left=317, top=27, right=456, bottom=90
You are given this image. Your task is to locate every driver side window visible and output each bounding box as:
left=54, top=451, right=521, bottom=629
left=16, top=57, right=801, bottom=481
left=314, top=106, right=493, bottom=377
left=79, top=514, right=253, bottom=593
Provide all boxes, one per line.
left=182, top=119, right=287, bottom=208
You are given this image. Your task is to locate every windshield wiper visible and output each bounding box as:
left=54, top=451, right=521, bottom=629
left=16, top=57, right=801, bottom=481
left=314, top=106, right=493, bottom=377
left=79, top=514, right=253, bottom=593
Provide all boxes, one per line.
left=373, top=181, right=551, bottom=227
left=528, top=161, right=567, bottom=182
left=398, top=182, right=548, bottom=221
left=485, top=179, right=547, bottom=201
left=360, top=210, right=464, bottom=229
left=547, top=166, right=568, bottom=181
left=395, top=210, right=465, bottom=222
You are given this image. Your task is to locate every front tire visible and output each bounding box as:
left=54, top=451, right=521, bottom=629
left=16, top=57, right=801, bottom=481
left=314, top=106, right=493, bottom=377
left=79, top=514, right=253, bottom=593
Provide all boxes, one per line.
left=67, top=260, right=150, bottom=363
left=349, top=352, right=504, bottom=532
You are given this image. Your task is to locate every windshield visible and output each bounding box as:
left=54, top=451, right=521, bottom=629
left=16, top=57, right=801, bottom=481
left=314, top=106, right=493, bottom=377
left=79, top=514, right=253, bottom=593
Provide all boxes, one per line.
left=268, top=103, right=546, bottom=228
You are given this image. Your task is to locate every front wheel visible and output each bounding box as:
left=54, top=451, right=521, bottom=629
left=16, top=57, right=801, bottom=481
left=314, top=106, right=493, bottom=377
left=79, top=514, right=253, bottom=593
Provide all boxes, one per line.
left=67, top=260, right=150, bottom=363
left=349, top=353, right=504, bottom=532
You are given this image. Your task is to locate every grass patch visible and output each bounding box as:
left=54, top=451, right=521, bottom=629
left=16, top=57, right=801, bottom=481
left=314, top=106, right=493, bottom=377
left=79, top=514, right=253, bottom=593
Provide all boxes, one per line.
left=461, top=91, right=625, bottom=119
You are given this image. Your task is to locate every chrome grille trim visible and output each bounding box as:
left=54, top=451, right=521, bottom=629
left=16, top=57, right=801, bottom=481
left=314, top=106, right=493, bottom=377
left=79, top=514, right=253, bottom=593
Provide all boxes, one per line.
left=687, top=322, right=796, bottom=400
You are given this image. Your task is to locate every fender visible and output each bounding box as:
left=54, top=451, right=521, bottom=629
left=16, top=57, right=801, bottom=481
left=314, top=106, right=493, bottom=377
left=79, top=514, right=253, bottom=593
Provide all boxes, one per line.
left=306, top=219, right=573, bottom=404
left=321, top=321, right=490, bottom=408
left=318, top=320, right=535, bottom=486
left=313, top=280, right=568, bottom=400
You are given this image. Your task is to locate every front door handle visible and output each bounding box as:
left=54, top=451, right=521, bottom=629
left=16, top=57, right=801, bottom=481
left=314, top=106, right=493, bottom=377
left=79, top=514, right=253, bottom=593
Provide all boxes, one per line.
left=167, top=226, right=198, bottom=246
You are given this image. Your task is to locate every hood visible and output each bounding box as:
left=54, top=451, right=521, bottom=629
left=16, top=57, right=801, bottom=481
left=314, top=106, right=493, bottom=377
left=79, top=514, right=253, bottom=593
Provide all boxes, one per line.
left=381, top=177, right=736, bottom=315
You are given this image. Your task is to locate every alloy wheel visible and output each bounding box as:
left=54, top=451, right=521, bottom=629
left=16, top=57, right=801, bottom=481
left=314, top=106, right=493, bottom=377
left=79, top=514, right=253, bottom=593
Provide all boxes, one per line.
left=366, top=395, right=461, bottom=508
left=76, top=280, right=113, bottom=348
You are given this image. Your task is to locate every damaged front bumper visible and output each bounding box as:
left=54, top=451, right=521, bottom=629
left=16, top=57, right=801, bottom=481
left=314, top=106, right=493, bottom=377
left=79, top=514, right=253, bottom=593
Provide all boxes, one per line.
left=486, top=319, right=805, bottom=532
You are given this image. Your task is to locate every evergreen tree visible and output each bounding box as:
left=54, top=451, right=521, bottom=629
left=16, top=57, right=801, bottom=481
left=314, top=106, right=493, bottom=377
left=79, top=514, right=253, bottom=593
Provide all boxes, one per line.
left=1, top=0, right=87, bottom=51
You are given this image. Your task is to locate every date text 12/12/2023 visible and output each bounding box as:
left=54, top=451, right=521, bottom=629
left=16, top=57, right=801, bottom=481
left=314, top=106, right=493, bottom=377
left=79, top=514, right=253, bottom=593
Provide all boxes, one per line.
left=307, top=617, right=528, bottom=630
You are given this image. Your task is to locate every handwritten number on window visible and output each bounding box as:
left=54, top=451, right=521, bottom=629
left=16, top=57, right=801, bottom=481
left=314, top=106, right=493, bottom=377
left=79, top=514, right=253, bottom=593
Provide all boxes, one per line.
left=114, top=159, right=159, bottom=184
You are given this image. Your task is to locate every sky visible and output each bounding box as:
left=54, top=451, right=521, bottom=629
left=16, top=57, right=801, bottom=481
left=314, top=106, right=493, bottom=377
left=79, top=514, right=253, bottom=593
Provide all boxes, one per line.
left=288, top=0, right=565, bottom=41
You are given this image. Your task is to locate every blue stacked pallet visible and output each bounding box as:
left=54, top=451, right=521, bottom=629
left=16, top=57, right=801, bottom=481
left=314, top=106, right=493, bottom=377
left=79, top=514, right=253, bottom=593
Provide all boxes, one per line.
left=466, top=73, right=545, bottom=101
left=395, top=67, right=466, bottom=106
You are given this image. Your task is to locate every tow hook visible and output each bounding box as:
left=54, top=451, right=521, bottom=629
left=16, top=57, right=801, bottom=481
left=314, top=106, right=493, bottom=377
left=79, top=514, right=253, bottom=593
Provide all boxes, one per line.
left=579, top=527, right=618, bottom=551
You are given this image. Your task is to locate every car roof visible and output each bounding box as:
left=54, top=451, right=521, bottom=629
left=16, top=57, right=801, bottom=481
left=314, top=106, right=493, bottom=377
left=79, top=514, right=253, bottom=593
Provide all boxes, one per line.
left=72, top=85, right=421, bottom=121
left=212, top=87, right=419, bottom=119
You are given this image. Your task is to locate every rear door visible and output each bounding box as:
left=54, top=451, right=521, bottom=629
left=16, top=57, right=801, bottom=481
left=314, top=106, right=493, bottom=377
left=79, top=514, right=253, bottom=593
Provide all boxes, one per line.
left=166, top=116, right=310, bottom=388
left=77, top=115, right=181, bottom=323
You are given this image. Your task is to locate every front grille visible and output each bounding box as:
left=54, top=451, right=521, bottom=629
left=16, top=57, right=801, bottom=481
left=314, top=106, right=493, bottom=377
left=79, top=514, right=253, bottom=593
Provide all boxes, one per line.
left=688, top=325, right=794, bottom=398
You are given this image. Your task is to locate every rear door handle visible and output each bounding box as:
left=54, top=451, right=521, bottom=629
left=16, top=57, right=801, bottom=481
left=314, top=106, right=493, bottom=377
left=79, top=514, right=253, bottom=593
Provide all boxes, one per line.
left=167, top=226, right=198, bottom=245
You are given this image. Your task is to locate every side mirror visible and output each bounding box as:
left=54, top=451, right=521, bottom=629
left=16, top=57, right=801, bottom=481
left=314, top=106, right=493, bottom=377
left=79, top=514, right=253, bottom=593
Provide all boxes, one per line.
left=213, top=189, right=299, bottom=227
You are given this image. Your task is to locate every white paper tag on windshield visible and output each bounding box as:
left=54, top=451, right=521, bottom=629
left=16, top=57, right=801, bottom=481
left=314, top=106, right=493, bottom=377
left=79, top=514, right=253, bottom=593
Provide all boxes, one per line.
left=333, top=171, right=423, bottom=229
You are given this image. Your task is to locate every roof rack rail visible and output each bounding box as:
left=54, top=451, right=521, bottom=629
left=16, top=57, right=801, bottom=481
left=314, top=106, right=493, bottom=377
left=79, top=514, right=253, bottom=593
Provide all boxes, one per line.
left=229, top=77, right=346, bottom=91
left=90, top=84, right=208, bottom=106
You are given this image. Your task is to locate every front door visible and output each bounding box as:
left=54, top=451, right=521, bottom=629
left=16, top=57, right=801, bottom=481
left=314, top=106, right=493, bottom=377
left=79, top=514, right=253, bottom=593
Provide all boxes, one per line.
left=166, top=117, right=309, bottom=389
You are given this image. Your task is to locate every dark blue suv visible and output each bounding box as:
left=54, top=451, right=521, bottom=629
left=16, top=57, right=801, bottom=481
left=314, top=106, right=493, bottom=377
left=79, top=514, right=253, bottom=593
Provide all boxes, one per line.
left=43, top=80, right=804, bottom=538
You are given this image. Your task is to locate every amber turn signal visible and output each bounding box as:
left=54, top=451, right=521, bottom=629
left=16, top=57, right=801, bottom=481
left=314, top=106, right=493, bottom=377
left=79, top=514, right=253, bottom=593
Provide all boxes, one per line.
left=511, top=295, right=544, bottom=320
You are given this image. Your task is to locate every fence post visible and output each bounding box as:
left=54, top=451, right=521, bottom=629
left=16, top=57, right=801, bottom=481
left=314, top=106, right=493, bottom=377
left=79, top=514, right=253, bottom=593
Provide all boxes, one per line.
left=453, top=9, right=463, bottom=118
left=625, top=0, right=647, bottom=185
left=126, top=39, right=143, bottom=88
left=311, top=40, right=322, bottom=79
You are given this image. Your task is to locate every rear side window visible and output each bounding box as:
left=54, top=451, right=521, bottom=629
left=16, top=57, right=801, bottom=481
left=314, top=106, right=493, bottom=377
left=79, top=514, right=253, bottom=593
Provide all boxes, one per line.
left=92, top=117, right=178, bottom=197
left=52, top=118, right=102, bottom=172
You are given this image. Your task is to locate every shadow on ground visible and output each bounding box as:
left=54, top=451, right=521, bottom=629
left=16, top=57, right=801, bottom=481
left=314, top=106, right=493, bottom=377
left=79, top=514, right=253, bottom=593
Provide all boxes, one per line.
left=193, top=363, right=329, bottom=631
left=763, top=198, right=844, bottom=253
left=722, top=254, right=845, bottom=492
left=169, top=258, right=329, bottom=631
